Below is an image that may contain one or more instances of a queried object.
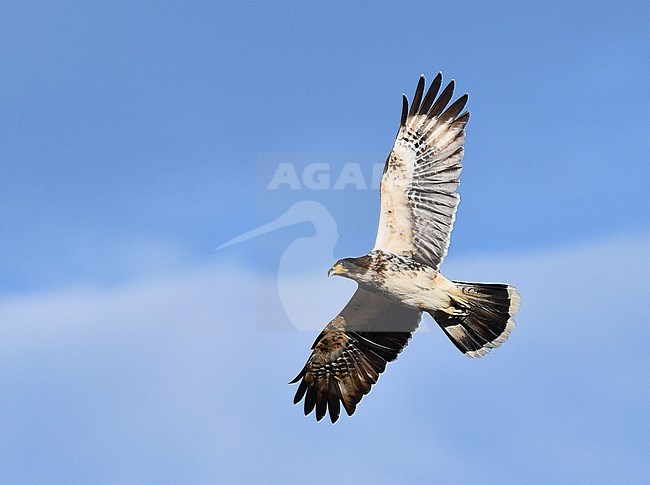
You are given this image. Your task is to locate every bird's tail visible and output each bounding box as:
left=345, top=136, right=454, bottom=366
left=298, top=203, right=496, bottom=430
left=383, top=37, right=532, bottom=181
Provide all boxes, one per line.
left=431, top=282, right=521, bottom=358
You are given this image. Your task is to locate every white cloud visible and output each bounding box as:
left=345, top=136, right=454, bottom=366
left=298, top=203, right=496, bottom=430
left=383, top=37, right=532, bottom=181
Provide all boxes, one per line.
left=0, top=233, right=648, bottom=483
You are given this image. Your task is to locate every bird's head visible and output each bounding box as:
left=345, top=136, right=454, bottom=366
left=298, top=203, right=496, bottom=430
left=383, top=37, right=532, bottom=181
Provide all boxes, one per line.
left=328, top=255, right=373, bottom=280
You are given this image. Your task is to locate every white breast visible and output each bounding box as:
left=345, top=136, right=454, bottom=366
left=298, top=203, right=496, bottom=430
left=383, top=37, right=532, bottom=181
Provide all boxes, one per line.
left=375, top=264, right=456, bottom=312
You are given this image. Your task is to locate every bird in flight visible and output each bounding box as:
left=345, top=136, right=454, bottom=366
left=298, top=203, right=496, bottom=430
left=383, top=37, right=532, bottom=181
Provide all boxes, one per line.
left=290, top=72, right=521, bottom=423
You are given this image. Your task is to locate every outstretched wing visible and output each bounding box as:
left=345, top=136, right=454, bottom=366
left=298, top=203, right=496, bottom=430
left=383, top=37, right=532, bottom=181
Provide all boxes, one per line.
left=290, top=288, right=422, bottom=423
left=374, top=73, right=469, bottom=270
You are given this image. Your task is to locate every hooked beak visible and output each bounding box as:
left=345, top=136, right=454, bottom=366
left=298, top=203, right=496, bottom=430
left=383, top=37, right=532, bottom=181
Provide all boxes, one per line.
left=328, top=263, right=346, bottom=277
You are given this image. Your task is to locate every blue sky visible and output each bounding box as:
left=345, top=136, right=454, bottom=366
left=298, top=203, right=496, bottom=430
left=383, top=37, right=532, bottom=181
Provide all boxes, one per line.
left=1, top=2, right=649, bottom=483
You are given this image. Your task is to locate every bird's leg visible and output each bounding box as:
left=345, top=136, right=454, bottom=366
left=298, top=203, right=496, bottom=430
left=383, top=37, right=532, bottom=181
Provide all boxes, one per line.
left=440, top=297, right=470, bottom=317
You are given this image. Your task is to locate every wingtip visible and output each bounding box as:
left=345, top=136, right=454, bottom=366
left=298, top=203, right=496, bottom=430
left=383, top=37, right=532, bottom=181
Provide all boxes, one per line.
left=400, top=94, right=409, bottom=127
left=288, top=370, right=303, bottom=384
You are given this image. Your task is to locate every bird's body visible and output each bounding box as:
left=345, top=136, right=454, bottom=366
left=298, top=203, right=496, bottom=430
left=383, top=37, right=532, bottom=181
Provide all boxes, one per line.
left=333, top=250, right=460, bottom=314
left=291, top=72, right=521, bottom=423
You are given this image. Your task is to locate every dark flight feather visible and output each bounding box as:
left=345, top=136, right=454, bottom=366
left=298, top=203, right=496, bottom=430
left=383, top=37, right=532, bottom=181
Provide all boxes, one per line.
left=419, top=72, right=442, bottom=115
left=430, top=80, right=455, bottom=117
left=290, top=288, right=421, bottom=423
left=400, top=94, right=409, bottom=127
left=409, top=75, right=426, bottom=117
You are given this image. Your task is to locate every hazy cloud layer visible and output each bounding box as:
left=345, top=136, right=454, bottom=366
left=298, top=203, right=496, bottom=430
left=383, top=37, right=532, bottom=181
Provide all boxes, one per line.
left=1, top=234, right=648, bottom=483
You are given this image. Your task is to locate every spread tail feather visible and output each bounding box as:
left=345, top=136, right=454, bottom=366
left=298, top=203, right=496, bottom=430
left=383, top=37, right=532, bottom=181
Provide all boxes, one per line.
left=431, top=282, right=521, bottom=358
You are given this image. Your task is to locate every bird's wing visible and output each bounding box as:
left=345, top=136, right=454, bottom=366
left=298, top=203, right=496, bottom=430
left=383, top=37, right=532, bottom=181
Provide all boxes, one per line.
left=290, top=288, right=422, bottom=423
left=373, top=73, right=469, bottom=270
